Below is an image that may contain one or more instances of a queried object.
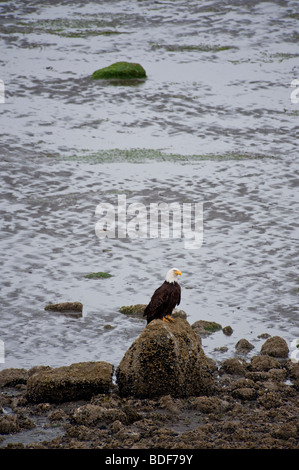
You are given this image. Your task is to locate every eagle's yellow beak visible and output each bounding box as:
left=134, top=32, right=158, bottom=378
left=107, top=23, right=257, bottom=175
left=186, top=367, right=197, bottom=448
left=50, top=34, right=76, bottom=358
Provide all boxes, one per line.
left=175, top=270, right=182, bottom=275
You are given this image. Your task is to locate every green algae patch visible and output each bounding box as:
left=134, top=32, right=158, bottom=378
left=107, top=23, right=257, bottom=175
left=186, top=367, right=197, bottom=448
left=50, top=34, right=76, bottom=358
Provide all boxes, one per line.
left=16, top=18, right=127, bottom=38
left=91, top=62, right=147, bottom=80
left=192, top=320, right=222, bottom=337
left=84, top=272, right=113, bottom=279
left=202, top=321, right=222, bottom=333
left=66, top=148, right=273, bottom=164
left=151, top=43, right=237, bottom=53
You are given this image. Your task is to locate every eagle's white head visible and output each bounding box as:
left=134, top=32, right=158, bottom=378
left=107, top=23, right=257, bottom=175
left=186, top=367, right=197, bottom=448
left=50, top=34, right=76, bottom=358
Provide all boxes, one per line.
left=165, top=268, right=182, bottom=283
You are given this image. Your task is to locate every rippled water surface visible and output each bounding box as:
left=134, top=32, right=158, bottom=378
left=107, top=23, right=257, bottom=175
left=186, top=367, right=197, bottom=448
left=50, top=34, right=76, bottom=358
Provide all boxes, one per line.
left=0, top=0, right=298, bottom=370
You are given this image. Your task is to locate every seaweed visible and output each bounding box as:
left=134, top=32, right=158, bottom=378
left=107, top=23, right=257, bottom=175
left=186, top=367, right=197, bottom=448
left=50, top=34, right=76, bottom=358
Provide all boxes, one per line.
left=84, top=272, right=113, bottom=279
left=92, top=62, right=147, bottom=80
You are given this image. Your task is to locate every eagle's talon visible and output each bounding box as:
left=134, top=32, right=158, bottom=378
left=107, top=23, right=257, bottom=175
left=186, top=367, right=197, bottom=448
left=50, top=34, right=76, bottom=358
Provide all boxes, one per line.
left=163, top=315, right=175, bottom=323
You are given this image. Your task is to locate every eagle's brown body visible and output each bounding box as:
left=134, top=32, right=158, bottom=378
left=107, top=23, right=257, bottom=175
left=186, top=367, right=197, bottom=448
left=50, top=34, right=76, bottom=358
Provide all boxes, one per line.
left=143, top=279, right=181, bottom=324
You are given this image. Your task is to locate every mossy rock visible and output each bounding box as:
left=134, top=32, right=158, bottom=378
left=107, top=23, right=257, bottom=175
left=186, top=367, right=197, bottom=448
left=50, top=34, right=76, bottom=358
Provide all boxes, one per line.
left=84, top=272, right=113, bottom=279
left=45, top=302, right=83, bottom=318
left=91, top=62, right=147, bottom=80
left=116, top=318, right=215, bottom=398
left=192, top=320, right=222, bottom=337
left=0, top=368, right=29, bottom=388
left=235, top=338, right=255, bottom=353
left=119, top=304, right=146, bottom=317
left=26, top=361, right=114, bottom=403
left=45, top=301, right=83, bottom=312
left=260, top=336, right=289, bottom=358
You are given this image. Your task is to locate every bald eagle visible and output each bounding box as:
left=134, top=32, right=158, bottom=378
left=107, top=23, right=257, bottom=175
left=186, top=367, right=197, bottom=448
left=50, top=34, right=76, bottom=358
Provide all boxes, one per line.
left=143, top=268, right=181, bottom=324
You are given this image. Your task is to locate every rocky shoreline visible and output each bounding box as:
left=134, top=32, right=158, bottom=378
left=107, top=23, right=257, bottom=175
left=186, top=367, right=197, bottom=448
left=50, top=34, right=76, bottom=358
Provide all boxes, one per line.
left=0, top=318, right=298, bottom=449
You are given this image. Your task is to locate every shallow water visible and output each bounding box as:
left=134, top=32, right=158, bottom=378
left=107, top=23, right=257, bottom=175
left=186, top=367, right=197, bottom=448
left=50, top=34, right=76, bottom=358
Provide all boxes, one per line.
left=0, top=0, right=298, bottom=370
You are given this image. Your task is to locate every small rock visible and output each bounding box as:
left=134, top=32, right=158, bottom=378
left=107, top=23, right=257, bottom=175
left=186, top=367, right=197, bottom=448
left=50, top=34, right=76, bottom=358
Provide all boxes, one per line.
left=257, top=333, right=271, bottom=339
left=0, top=368, right=29, bottom=388
left=220, top=358, right=247, bottom=376
left=45, top=302, right=83, bottom=318
left=0, top=416, right=19, bottom=434
left=250, top=355, right=280, bottom=371
left=261, top=336, right=289, bottom=358
left=48, top=409, right=68, bottom=422
left=16, top=414, right=35, bottom=430
left=33, top=403, right=52, bottom=414
left=72, top=404, right=127, bottom=426
left=258, top=391, right=281, bottom=409
left=286, top=360, right=299, bottom=381
left=223, top=325, right=233, bottom=336
left=214, top=346, right=228, bottom=353
left=110, top=420, right=123, bottom=433
left=230, top=378, right=258, bottom=401
left=190, top=396, right=222, bottom=414
left=235, top=338, right=254, bottom=353
left=159, top=395, right=181, bottom=414
left=268, top=368, right=287, bottom=382
left=231, top=387, right=258, bottom=401
left=272, top=423, right=298, bottom=440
